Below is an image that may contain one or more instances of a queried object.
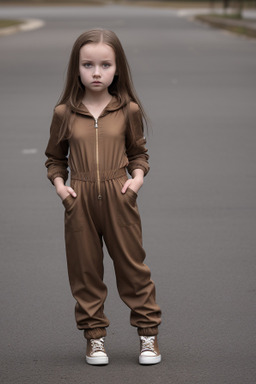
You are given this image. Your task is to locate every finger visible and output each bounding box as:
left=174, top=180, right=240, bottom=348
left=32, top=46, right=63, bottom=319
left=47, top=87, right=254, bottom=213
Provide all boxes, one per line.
left=67, top=187, right=77, bottom=198
left=121, top=180, right=131, bottom=194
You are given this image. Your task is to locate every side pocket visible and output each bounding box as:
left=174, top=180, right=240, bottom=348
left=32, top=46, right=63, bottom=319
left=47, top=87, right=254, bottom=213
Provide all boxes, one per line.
left=63, top=194, right=83, bottom=232
left=125, top=187, right=138, bottom=206
left=62, top=194, right=75, bottom=212
left=118, top=187, right=140, bottom=227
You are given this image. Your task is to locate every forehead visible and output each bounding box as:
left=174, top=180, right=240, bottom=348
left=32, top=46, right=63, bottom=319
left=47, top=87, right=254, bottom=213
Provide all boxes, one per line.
left=79, top=43, right=115, bottom=61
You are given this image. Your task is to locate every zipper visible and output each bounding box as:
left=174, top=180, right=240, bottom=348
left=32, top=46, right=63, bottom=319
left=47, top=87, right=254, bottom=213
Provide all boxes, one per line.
left=94, top=118, right=102, bottom=200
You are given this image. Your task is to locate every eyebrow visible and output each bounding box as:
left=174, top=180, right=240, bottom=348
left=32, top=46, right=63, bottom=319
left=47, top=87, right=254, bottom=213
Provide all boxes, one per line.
left=80, top=58, right=113, bottom=62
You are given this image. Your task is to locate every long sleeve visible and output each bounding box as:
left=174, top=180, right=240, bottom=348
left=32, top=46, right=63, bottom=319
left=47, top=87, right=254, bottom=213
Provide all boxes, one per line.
left=126, top=103, right=150, bottom=176
left=45, top=106, right=69, bottom=185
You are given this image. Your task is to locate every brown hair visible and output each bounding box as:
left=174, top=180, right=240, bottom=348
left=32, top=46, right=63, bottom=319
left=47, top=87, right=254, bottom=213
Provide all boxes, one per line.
left=56, top=29, right=148, bottom=142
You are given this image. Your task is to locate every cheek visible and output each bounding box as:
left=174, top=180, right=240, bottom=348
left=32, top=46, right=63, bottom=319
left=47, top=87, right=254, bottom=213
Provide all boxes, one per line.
left=79, top=68, right=89, bottom=81
left=79, top=67, right=83, bottom=78
left=109, top=68, right=117, bottom=81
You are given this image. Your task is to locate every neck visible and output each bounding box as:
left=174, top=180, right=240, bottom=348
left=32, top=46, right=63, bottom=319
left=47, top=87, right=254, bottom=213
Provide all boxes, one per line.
left=82, top=90, right=112, bottom=106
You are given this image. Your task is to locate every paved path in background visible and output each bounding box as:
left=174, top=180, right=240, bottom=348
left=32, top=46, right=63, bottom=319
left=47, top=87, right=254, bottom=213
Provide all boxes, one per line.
left=0, top=5, right=256, bottom=384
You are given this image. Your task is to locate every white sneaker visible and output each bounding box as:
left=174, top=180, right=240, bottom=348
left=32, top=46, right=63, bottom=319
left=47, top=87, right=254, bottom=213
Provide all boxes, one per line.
left=86, top=337, right=109, bottom=365
left=139, top=336, right=161, bottom=365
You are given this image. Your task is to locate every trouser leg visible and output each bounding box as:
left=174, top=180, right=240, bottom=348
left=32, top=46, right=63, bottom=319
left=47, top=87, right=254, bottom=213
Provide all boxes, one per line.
left=105, top=224, right=161, bottom=334
left=103, top=178, right=161, bottom=334
left=63, top=181, right=109, bottom=337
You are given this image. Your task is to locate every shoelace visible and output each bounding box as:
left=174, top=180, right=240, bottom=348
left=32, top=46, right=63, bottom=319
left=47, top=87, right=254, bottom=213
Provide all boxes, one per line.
left=140, top=336, right=156, bottom=353
left=90, top=338, right=105, bottom=354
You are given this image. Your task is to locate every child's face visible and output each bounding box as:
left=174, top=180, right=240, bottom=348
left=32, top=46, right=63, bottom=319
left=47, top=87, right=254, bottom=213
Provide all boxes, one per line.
left=79, top=43, right=116, bottom=94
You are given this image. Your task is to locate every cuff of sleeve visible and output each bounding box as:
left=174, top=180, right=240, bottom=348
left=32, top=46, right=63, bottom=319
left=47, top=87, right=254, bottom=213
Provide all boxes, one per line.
left=48, top=172, right=68, bottom=185
left=128, top=164, right=149, bottom=177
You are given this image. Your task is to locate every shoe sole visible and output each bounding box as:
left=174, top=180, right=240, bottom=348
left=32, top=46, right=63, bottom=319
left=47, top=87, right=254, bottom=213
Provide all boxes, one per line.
left=139, top=354, right=161, bottom=365
left=86, top=355, right=109, bottom=365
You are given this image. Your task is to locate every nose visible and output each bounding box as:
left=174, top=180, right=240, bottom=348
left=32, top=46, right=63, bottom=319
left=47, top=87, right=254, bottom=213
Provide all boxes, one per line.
left=93, top=66, right=101, bottom=77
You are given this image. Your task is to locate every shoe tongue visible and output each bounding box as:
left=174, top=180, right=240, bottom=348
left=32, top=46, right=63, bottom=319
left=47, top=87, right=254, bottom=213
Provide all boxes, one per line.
left=141, top=336, right=155, bottom=351
left=141, top=336, right=154, bottom=341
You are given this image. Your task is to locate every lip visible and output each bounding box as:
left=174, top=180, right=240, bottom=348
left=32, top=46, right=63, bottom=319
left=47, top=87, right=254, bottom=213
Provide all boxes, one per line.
left=92, top=81, right=102, bottom=84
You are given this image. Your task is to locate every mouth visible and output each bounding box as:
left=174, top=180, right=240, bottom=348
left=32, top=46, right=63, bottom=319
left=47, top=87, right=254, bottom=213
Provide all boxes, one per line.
left=92, top=81, right=102, bottom=84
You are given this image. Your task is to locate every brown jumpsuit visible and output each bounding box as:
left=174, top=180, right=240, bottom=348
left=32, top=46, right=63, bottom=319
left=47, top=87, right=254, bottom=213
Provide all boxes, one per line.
left=45, top=98, right=161, bottom=339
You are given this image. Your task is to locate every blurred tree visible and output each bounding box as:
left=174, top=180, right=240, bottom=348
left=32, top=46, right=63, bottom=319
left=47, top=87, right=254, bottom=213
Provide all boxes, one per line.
left=237, top=0, right=244, bottom=18
left=223, top=0, right=230, bottom=14
left=221, top=0, right=244, bottom=18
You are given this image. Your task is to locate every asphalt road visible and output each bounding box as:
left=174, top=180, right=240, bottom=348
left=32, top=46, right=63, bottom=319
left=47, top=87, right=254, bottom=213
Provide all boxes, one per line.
left=1, top=5, right=256, bottom=384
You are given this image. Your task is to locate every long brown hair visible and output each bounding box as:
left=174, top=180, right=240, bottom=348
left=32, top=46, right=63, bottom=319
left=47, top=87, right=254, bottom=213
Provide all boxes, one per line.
left=56, top=29, right=148, bottom=142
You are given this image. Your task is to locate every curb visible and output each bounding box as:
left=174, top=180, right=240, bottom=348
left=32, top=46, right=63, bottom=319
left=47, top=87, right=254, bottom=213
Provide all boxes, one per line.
left=194, top=14, right=256, bottom=38
left=0, top=18, right=45, bottom=36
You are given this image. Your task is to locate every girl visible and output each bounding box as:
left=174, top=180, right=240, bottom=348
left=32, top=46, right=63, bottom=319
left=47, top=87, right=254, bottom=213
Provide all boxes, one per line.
left=45, top=29, right=161, bottom=366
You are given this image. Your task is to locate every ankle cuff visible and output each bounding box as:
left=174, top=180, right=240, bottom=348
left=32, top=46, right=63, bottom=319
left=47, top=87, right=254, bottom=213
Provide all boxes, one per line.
left=138, top=326, right=158, bottom=337
left=84, top=328, right=107, bottom=340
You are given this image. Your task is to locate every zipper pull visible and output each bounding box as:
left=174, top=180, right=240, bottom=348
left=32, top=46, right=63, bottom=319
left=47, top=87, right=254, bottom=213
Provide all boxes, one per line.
left=94, top=118, right=98, bottom=128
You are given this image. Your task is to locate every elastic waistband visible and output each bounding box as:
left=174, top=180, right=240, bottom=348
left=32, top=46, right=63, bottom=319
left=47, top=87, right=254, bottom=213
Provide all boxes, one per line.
left=71, top=168, right=127, bottom=182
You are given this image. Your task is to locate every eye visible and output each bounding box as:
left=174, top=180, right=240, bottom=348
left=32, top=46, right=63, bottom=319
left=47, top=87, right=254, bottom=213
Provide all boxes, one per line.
left=102, top=63, right=111, bottom=69
left=83, top=62, right=92, bottom=68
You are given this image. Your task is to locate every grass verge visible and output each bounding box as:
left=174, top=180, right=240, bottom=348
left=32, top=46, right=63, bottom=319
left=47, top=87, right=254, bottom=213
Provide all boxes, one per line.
left=0, top=19, right=23, bottom=28
left=0, top=0, right=223, bottom=7
left=0, top=0, right=104, bottom=4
